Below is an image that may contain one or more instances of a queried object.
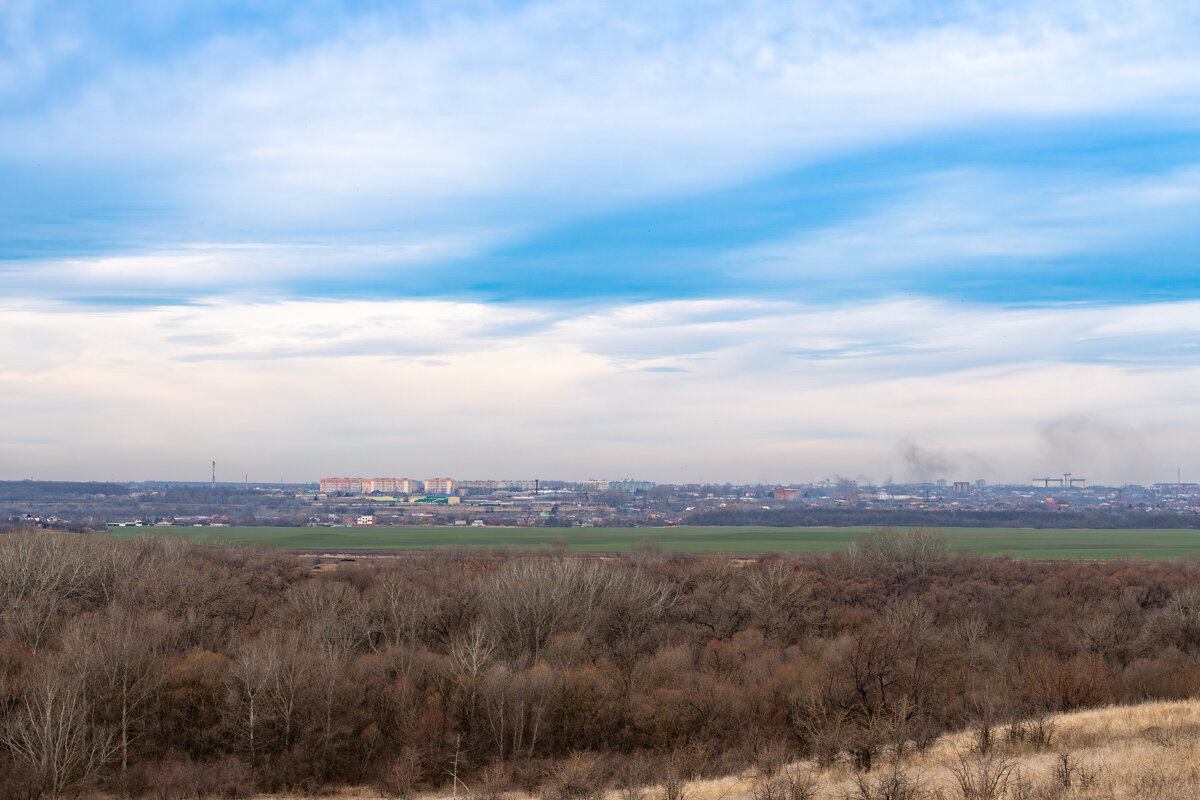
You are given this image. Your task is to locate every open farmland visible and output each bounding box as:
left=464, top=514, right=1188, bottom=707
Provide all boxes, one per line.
left=108, top=524, right=1200, bottom=558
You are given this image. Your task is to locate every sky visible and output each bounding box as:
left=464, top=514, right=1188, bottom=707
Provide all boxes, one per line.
left=2, top=0, right=1200, bottom=485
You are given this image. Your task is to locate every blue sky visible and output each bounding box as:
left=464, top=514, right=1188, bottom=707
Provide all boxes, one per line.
left=2, top=0, right=1200, bottom=483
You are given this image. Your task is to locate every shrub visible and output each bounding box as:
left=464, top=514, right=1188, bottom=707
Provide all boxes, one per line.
left=661, top=771, right=689, bottom=800
left=1049, top=753, right=1104, bottom=791
left=613, top=756, right=650, bottom=800
left=750, top=767, right=819, bottom=800
left=847, top=763, right=927, bottom=800
left=373, top=749, right=422, bottom=799
left=474, top=762, right=513, bottom=800
left=660, top=754, right=691, bottom=800
left=1005, top=718, right=1055, bottom=751
left=128, top=756, right=254, bottom=800
left=945, top=752, right=1017, bottom=800
left=545, top=752, right=607, bottom=800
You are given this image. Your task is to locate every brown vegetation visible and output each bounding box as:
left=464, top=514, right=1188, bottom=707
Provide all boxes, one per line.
left=3, top=528, right=1200, bottom=798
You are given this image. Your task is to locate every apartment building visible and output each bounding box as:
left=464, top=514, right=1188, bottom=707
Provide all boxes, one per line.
left=320, top=477, right=419, bottom=494
left=424, top=477, right=456, bottom=495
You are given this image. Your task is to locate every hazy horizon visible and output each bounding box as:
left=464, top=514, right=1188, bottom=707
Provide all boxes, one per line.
left=3, top=467, right=1191, bottom=490
left=3, top=2, right=1200, bottom=486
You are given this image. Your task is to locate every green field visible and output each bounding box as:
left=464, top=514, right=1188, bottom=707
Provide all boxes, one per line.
left=105, top=525, right=1200, bottom=559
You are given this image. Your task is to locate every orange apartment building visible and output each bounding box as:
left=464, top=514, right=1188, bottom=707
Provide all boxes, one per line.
left=423, top=478, right=456, bottom=495
left=320, top=477, right=420, bottom=494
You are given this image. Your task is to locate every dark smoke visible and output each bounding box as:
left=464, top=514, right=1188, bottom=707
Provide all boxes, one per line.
left=1037, top=416, right=1161, bottom=481
left=898, top=439, right=955, bottom=482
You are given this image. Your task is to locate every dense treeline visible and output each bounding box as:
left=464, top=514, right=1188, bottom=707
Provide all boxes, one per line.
left=2, top=485, right=310, bottom=531
left=0, top=481, right=130, bottom=502
left=3, top=528, right=1200, bottom=798
left=685, top=507, right=1200, bottom=529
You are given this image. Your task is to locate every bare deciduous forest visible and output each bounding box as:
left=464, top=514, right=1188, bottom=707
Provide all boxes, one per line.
left=3, top=528, right=1200, bottom=799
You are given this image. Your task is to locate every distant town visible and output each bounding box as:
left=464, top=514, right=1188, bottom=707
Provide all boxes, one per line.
left=4, top=474, right=1200, bottom=531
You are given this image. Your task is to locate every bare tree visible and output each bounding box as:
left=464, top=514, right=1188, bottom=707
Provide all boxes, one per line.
left=450, top=622, right=497, bottom=744
left=857, top=527, right=948, bottom=579
left=481, top=559, right=619, bottom=664
left=263, top=629, right=309, bottom=753
left=370, top=571, right=428, bottom=665
left=480, top=663, right=562, bottom=758
left=594, top=569, right=675, bottom=692
left=823, top=603, right=947, bottom=769
left=64, top=607, right=169, bottom=781
left=746, top=559, right=814, bottom=643
left=451, top=622, right=497, bottom=679
left=110, top=535, right=193, bottom=610
left=308, top=640, right=351, bottom=774
left=0, top=534, right=105, bottom=652
left=1, top=663, right=116, bottom=799
left=229, top=638, right=277, bottom=765
left=285, top=579, right=373, bottom=651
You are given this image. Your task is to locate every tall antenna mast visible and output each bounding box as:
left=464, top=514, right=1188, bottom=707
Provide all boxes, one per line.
left=212, top=460, right=216, bottom=489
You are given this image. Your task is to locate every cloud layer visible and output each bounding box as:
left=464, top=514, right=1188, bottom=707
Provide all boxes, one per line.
left=2, top=1, right=1199, bottom=482
left=4, top=296, right=1198, bottom=483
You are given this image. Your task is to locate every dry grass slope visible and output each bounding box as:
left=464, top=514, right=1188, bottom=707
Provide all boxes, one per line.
left=690, top=699, right=1200, bottom=800
left=256, top=699, right=1200, bottom=800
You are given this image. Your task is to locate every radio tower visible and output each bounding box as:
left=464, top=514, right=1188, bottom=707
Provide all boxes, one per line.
left=211, top=461, right=216, bottom=489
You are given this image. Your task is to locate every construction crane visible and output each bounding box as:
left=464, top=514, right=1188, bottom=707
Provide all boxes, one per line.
left=1032, top=474, right=1085, bottom=488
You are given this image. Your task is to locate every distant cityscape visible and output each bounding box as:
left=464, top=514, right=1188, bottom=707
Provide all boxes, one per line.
left=317, top=476, right=655, bottom=497
left=294, top=475, right=1200, bottom=529
left=4, top=474, right=1200, bottom=531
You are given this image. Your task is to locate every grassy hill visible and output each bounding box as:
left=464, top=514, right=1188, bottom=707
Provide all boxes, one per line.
left=679, top=699, right=1200, bottom=800
left=251, top=699, right=1200, bottom=799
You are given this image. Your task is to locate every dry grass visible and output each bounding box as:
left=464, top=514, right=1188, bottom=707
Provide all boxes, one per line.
left=246, top=700, right=1200, bottom=800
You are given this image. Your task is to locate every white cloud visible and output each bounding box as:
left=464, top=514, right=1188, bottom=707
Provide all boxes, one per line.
left=4, top=2, right=1200, bottom=485
left=3, top=295, right=1200, bottom=484
left=737, top=164, right=1200, bottom=278
left=4, top=1, right=1200, bottom=231
left=0, top=239, right=490, bottom=298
